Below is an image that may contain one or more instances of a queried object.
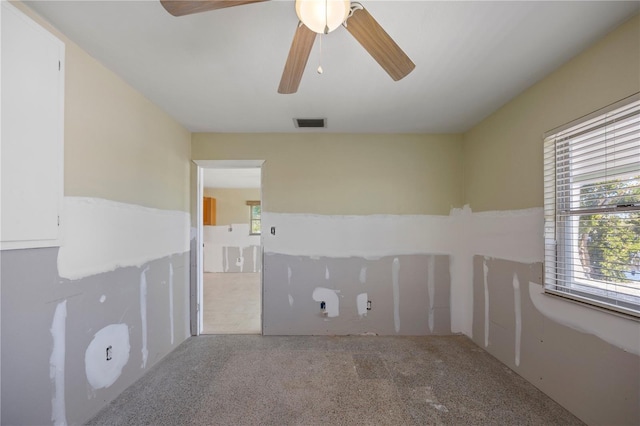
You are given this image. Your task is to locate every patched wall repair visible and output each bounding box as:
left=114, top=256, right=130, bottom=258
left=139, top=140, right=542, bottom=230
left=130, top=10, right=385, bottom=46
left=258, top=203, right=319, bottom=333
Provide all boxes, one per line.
left=263, top=254, right=451, bottom=335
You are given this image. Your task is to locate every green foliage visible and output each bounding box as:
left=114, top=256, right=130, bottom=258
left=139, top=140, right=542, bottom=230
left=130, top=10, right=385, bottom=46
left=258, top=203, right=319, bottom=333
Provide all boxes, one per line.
left=251, top=205, right=261, bottom=234
left=578, top=178, right=640, bottom=283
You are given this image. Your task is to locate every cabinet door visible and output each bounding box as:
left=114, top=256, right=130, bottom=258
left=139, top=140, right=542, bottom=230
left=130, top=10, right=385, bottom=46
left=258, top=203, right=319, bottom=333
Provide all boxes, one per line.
left=203, top=197, right=216, bottom=226
left=1, top=2, right=65, bottom=250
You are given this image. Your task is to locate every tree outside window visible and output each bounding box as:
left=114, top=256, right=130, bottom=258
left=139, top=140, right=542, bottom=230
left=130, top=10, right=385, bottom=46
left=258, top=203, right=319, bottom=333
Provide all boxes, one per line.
left=247, top=201, right=261, bottom=235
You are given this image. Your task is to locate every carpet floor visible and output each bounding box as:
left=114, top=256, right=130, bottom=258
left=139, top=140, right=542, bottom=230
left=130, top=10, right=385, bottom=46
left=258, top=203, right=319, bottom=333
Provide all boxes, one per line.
left=87, top=335, right=583, bottom=425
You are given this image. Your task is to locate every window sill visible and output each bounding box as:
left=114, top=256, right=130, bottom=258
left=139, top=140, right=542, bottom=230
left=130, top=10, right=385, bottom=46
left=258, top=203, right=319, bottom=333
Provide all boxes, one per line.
left=543, top=287, right=640, bottom=321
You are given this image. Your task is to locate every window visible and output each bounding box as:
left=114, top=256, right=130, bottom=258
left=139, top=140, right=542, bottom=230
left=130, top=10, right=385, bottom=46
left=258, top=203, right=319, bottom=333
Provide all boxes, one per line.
left=247, top=201, right=261, bottom=235
left=544, top=93, right=640, bottom=317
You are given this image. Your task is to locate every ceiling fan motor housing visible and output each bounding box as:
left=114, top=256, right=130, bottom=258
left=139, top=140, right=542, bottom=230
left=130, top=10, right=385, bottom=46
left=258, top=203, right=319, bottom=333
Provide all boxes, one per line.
left=295, top=0, right=351, bottom=34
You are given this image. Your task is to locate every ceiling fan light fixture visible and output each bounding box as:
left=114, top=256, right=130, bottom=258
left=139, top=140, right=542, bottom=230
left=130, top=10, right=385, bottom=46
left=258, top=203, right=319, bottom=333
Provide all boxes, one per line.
left=295, top=0, right=350, bottom=34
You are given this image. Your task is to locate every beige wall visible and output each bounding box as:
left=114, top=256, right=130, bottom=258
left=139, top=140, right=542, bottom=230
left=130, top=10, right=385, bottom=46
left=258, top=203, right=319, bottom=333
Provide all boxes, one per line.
left=462, top=14, right=640, bottom=212
left=204, top=187, right=260, bottom=226
left=193, top=133, right=463, bottom=216
left=12, top=1, right=191, bottom=213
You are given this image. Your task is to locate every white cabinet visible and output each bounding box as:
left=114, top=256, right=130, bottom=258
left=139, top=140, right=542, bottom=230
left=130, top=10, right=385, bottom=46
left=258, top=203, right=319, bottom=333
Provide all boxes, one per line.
left=1, top=2, right=65, bottom=250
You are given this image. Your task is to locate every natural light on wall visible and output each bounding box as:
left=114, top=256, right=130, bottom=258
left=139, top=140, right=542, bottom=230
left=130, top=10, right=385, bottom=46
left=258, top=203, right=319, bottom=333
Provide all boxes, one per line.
left=544, top=93, right=640, bottom=317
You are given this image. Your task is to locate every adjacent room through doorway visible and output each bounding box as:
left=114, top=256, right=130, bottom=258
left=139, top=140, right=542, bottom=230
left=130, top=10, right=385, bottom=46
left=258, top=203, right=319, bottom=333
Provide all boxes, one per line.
left=200, top=167, right=262, bottom=334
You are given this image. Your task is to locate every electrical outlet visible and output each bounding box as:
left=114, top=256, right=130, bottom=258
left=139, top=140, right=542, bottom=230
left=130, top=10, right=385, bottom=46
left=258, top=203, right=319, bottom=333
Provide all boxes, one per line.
left=106, top=345, right=113, bottom=361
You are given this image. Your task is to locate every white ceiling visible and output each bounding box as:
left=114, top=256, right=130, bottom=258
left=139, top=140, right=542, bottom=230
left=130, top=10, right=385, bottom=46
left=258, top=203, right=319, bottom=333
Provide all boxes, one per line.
left=203, top=167, right=261, bottom=188
left=26, top=1, right=639, bottom=133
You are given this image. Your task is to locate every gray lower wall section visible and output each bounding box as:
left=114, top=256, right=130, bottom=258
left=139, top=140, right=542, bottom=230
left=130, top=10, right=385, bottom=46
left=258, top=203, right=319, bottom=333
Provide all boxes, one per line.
left=263, top=253, right=451, bottom=335
left=471, top=256, right=640, bottom=426
left=1, top=247, right=190, bottom=425
left=223, top=245, right=261, bottom=273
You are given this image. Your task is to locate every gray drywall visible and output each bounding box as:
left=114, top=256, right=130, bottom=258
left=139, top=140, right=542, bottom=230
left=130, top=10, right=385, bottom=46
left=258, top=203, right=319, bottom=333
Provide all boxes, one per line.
left=223, top=245, right=261, bottom=273
left=471, top=256, right=640, bottom=425
left=263, top=253, right=451, bottom=335
left=1, top=247, right=190, bottom=425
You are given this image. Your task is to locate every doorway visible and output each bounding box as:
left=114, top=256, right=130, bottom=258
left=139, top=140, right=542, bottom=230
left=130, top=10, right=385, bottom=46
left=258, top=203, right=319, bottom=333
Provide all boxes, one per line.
left=194, top=160, right=264, bottom=335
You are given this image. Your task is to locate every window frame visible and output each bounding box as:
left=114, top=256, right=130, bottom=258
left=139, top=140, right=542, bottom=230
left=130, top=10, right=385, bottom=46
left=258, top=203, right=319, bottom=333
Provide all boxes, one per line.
left=247, top=200, right=261, bottom=235
left=543, top=93, right=640, bottom=318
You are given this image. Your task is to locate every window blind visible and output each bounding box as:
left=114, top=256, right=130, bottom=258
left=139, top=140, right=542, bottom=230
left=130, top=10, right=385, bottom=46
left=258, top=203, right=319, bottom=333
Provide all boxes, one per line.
left=543, top=94, right=640, bottom=317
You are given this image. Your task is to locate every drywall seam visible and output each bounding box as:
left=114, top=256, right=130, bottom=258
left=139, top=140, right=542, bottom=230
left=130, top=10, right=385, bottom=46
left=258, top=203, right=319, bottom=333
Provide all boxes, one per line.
left=169, top=262, right=174, bottom=345
left=392, top=258, right=400, bottom=333
left=49, top=300, right=67, bottom=426
left=483, top=259, right=490, bottom=347
left=528, top=281, right=640, bottom=355
left=57, top=197, right=190, bottom=280
left=427, top=255, right=435, bottom=333
left=253, top=246, right=258, bottom=273
left=513, top=273, right=521, bottom=367
left=140, top=267, right=148, bottom=368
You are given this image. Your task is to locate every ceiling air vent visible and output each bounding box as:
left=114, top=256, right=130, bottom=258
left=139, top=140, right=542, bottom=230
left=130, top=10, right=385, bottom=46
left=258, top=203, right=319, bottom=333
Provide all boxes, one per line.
left=294, top=118, right=327, bottom=128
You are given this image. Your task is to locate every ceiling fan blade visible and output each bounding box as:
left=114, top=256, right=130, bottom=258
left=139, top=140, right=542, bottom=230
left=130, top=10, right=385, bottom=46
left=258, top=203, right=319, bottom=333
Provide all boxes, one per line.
left=344, top=7, right=415, bottom=81
left=278, top=23, right=316, bottom=94
left=160, top=0, right=267, bottom=17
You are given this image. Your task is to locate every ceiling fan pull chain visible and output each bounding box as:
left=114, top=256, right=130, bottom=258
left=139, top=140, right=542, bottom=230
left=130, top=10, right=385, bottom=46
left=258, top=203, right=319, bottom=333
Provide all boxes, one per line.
left=324, top=0, right=330, bottom=34
left=317, top=34, right=324, bottom=74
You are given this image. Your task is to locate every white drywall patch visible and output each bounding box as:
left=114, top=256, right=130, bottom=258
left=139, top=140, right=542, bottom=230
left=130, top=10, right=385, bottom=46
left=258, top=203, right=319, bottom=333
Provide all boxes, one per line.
left=483, top=258, right=490, bottom=348
left=392, top=258, right=400, bottom=333
left=140, top=267, right=149, bottom=368
left=357, top=293, right=368, bottom=317
left=262, top=212, right=455, bottom=258
left=528, top=281, right=640, bottom=355
left=49, top=300, right=67, bottom=426
left=99, top=295, right=106, bottom=303
left=325, top=266, right=330, bottom=280
left=57, top=197, right=190, bottom=280
left=203, top=224, right=260, bottom=272
left=288, top=294, right=294, bottom=307
left=312, top=287, right=339, bottom=317
left=427, top=255, right=435, bottom=333
left=451, top=206, right=544, bottom=263
left=253, top=245, right=258, bottom=273
left=287, top=266, right=292, bottom=285
left=84, top=324, right=130, bottom=390
left=169, top=262, right=174, bottom=345
left=359, top=266, right=367, bottom=284
left=513, top=273, right=521, bottom=367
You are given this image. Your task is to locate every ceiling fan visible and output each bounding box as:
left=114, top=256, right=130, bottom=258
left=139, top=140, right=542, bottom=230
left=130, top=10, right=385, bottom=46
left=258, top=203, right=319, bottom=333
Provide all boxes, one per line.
left=160, top=0, right=415, bottom=94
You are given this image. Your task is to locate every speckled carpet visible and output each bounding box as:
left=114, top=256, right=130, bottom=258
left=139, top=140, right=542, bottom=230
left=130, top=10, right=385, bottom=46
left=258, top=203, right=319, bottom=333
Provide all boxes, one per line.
left=87, top=335, right=583, bottom=425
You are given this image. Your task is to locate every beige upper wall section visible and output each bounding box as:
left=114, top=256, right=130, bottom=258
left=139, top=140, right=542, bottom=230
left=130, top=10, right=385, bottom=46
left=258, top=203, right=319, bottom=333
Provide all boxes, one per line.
left=203, top=188, right=261, bottom=226
left=463, top=14, right=640, bottom=212
left=14, top=2, right=191, bottom=213
left=193, top=133, right=463, bottom=215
